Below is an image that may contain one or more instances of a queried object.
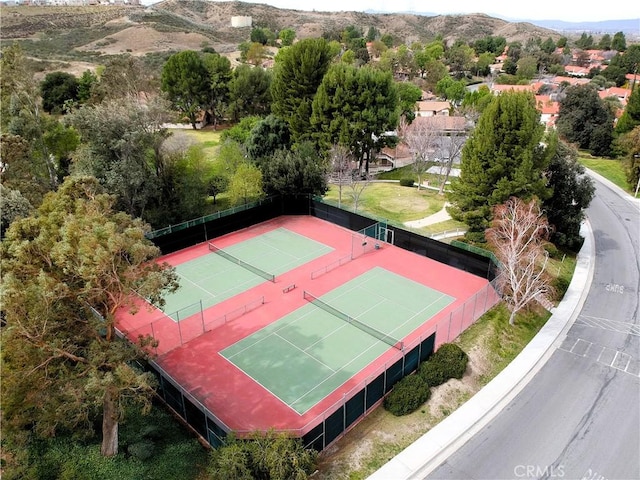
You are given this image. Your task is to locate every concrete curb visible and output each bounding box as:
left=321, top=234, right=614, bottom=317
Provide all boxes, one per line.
left=367, top=221, right=596, bottom=480
left=585, top=168, right=640, bottom=208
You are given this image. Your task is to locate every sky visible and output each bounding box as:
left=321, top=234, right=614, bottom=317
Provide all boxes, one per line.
left=174, top=0, right=640, bottom=23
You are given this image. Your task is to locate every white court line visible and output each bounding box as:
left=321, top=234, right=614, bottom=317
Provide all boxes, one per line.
left=274, top=332, right=337, bottom=373
left=288, top=333, right=394, bottom=410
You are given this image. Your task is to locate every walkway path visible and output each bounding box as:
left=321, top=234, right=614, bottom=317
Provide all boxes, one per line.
left=403, top=202, right=452, bottom=229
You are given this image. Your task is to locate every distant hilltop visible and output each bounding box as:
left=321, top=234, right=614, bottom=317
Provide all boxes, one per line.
left=531, top=18, right=640, bottom=35
left=1, top=0, right=140, bottom=5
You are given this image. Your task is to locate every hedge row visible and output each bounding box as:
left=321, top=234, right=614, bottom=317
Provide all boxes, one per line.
left=384, top=343, right=468, bottom=416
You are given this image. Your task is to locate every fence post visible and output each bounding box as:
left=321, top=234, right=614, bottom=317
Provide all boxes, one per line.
left=473, top=290, right=478, bottom=322
left=151, top=322, right=157, bottom=356
left=200, top=300, right=205, bottom=334
left=342, top=393, right=347, bottom=430
left=484, top=283, right=489, bottom=311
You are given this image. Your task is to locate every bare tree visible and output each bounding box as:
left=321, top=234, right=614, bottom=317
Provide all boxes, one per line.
left=346, top=171, right=372, bottom=213
left=435, top=131, right=466, bottom=195
left=404, top=119, right=437, bottom=190
left=328, top=144, right=353, bottom=208
left=486, top=197, right=553, bottom=325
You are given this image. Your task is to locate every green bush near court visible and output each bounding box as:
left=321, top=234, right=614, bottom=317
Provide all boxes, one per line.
left=419, top=343, right=469, bottom=386
left=384, top=343, right=469, bottom=416
left=383, top=374, right=431, bottom=416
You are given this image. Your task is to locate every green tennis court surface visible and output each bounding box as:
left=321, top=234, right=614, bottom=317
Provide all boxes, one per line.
left=161, top=228, right=333, bottom=320
left=221, top=267, right=455, bottom=414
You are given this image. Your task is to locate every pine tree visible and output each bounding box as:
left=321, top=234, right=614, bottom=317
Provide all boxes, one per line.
left=270, top=38, right=332, bottom=143
left=616, top=85, right=640, bottom=134
left=448, top=91, right=551, bottom=239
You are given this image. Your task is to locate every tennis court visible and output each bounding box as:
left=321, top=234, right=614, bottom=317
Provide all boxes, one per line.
left=160, top=228, right=333, bottom=319
left=221, top=266, right=455, bottom=414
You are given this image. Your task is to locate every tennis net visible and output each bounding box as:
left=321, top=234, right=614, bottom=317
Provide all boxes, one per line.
left=208, top=242, right=276, bottom=282
left=303, top=291, right=403, bottom=351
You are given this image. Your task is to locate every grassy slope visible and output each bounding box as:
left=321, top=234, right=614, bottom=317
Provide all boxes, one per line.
left=578, top=154, right=633, bottom=193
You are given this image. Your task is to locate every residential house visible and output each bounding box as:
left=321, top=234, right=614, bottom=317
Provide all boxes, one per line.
left=535, top=95, right=560, bottom=129
left=376, top=116, right=468, bottom=170
left=415, top=100, right=450, bottom=117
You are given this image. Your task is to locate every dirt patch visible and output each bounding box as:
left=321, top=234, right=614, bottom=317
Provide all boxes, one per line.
left=75, top=25, right=210, bottom=56
left=313, top=343, right=490, bottom=479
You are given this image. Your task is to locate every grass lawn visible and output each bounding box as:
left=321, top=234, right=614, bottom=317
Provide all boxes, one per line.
left=323, top=182, right=445, bottom=224
left=577, top=154, right=632, bottom=193
left=168, top=128, right=222, bottom=158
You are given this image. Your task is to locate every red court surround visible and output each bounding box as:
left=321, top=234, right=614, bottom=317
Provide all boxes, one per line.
left=116, top=216, right=496, bottom=435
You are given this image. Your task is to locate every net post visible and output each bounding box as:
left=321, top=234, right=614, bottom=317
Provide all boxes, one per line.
left=200, top=300, right=205, bottom=334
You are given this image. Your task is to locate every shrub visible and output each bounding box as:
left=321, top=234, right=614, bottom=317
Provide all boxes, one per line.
left=127, top=440, right=155, bottom=461
left=384, top=374, right=431, bottom=416
left=417, top=360, right=450, bottom=387
left=552, top=275, right=571, bottom=299
left=418, top=343, right=469, bottom=387
left=432, top=343, right=469, bottom=379
left=544, top=242, right=562, bottom=260
left=399, top=177, right=415, bottom=187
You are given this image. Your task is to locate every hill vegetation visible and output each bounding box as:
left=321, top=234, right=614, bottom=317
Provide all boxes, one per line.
left=1, top=1, right=559, bottom=65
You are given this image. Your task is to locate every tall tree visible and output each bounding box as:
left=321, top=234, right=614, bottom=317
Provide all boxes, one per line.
left=228, top=162, right=264, bottom=205
left=161, top=50, right=209, bottom=129
left=446, top=42, right=475, bottom=79
left=271, top=38, right=332, bottom=142
left=486, top=197, right=552, bottom=325
left=278, top=28, right=296, bottom=47
left=611, top=31, right=626, bottom=52
left=0, top=176, right=178, bottom=457
left=435, top=130, right=467, bottom=196
left=0, top=133, right=50, bottom=206
left=615, top=85, right=640, bottom=135
left=448, top=91, right=551, bottom=240
left=328, top=143, right=353, bottom=208
left=228, top=65, right=272, bottom=122
left=66, top=97, right=169, bottom=221
left=618, top=126, right=640, bottom=193
left=40, top=71, right=79, bottom=114
left=0, top=184, right=32, bottom=238
left=93, top=56, right=155, bottom=102
left=1, top=43, right=59, bottom=190
left=556, top=84, right=614, bottom=156
left=203, top=52, right=232, bottom=129
left=396, top=81, right=423, bottom=123
left=259, top=142, right=329, bottom=197
left=542, top=136, right=595, bottom=250
left=245, top=114, right=291, bottom=161
left=403, top=119, right=438, bottom=190
left=311, top=64, right=399, bottom=173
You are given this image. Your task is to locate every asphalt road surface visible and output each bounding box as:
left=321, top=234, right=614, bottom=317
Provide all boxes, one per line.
left=427, top=177, right=640, bottom=480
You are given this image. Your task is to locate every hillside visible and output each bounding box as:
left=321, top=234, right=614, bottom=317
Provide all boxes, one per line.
left=1, top=1, right=560, bottom=63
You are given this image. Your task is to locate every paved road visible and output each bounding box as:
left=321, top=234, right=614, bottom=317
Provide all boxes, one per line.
left=427, top=177, right=640, bottom=480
